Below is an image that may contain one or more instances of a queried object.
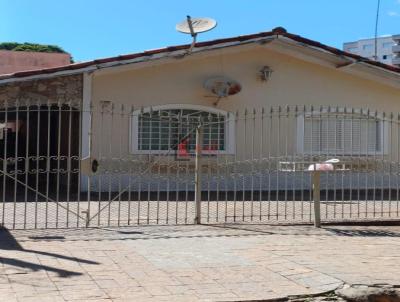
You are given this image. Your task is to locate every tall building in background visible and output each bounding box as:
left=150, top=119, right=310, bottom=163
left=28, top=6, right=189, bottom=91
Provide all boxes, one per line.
left=343, top=35, right=400, bottom=67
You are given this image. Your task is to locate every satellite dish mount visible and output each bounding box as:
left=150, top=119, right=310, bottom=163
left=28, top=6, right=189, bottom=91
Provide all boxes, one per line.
left=186, top=16, right=198, bottom=54
left=176, top=16, right=217, bottom=55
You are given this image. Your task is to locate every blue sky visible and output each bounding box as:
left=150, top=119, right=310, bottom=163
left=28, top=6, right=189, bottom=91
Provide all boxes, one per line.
left=1, top=0, right=400, bottom=62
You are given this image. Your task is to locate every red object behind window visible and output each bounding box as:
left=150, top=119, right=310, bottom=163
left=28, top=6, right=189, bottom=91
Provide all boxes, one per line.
left=177, top=139, right=190, bottom=158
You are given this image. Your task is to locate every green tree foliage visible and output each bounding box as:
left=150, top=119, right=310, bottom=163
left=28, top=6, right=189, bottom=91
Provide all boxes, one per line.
left=0, top=42, right=21, bottom=50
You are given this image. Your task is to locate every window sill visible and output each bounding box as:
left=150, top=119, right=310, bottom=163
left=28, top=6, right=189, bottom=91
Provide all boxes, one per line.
left=300, top=152, right=387, bottom=156
left=129, top=150, right=235, bottom=156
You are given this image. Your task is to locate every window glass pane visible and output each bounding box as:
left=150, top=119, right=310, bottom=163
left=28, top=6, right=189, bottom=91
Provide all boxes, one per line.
left=363, top=44, right=373, bottom=51
left=137, top=109, right=226, bottom=152
left=347, top=47, right=358, bottom=53
left=382, top=42, right=393, bottom=48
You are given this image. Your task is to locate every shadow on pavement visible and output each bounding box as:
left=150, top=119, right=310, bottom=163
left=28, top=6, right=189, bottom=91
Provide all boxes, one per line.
left=208, top=223, right=400, bottom=238
left=325, top=228, right=400, bottom=237
left=208, top=224, right=274, bottom=235
left=0, top=257, right=83, bottom=277
left=0, top=228, right=99, bottom=277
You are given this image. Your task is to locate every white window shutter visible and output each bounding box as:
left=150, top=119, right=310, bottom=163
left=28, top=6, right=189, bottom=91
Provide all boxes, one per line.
left=302, top=113, right=381, bottom=155
left=303, top=118, right=321, bottom=153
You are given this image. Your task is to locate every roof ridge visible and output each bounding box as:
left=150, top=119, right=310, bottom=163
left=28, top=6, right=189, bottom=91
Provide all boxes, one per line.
left=1, top=27, right=399, bottom=81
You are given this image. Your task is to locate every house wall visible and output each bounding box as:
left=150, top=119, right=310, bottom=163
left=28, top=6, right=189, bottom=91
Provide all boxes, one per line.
left=92, top=46, right=400, bottom=111
left=90, top=46, right=400, bottom=158
left=87, top=47, right=400, bottom=190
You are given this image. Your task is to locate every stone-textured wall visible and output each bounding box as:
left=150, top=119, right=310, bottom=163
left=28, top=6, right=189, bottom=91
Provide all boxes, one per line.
left=0, top=74, right=83, bottom=108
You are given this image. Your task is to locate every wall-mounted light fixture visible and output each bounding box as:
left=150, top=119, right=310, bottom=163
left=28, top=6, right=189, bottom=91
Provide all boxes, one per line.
left=259, top=66, right=273, bottom=82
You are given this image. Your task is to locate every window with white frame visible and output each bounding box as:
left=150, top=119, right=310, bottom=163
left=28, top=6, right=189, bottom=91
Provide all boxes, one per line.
left=130, top=105, right=235, bottom=154
left=382, top=42, right=393, bottom=49
left=347, top=47, right=358, bottom=53
left=363, top=44, right=374, bottom=51
left=297, top=112, right=386, bottom=155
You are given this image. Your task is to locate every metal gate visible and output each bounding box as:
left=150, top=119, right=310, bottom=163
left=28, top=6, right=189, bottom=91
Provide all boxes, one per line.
left=1, top=101, right=400, bottom=229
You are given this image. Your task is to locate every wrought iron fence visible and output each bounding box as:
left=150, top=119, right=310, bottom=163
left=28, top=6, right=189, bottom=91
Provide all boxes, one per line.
left=1, top=101, right=400, bottom=229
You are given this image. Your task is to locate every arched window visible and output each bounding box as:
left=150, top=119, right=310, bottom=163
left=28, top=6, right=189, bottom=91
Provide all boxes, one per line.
left=130, top=104, right=235, bottom=154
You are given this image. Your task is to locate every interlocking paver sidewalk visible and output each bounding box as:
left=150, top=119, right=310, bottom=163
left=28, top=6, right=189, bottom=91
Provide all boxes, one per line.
left=1, top=224, right=400, bottom=301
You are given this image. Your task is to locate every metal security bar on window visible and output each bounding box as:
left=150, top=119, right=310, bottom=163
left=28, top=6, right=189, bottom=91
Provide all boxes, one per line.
left=137, top=109, right=225, bottom=153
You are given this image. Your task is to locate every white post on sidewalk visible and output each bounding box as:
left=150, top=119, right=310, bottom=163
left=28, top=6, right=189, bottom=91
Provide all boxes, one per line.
left=312, top=170, right=321, bottom=228
left=194, top=125, right=203, bottom=224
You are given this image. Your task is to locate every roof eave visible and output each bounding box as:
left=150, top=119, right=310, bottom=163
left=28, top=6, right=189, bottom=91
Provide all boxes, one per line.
left=272, top=35, right=400, bottom=88
left=0, top=36, right=275, bottom=84
left=0, top=29, right=400, bottom=88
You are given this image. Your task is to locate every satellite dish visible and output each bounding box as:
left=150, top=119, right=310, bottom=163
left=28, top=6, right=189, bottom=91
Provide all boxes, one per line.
left=204, top=77, right=242, bottom=98
left=176, top=16, right=217, bottom=55
left=176, top=17, right=217, bottom=35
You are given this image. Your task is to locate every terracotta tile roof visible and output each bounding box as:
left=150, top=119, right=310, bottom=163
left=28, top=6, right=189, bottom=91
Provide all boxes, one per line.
left=1, top=27, right=400, bottom=81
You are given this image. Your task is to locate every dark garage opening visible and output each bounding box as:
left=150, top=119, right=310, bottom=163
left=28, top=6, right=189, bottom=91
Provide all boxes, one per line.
left=0, top=104, right=80, bottom=202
